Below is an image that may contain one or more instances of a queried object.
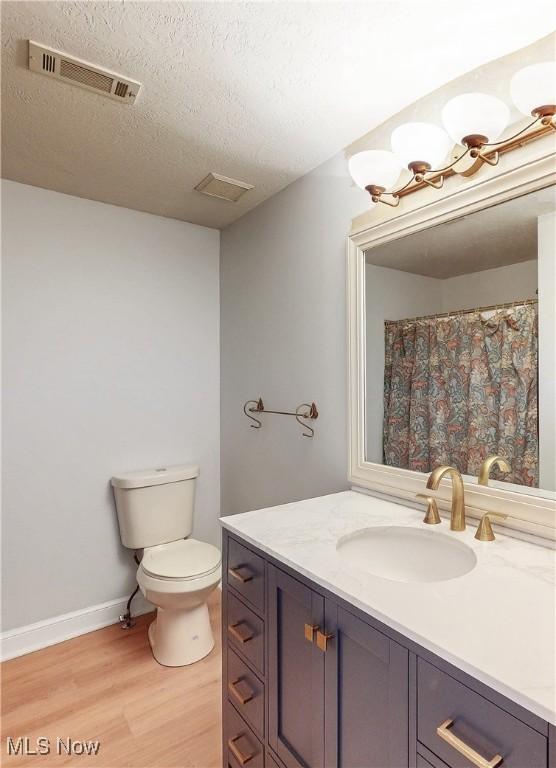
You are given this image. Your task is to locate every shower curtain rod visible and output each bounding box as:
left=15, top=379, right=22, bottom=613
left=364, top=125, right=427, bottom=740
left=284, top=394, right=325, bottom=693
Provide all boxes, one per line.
left=384, top=298, right=537, bottom=326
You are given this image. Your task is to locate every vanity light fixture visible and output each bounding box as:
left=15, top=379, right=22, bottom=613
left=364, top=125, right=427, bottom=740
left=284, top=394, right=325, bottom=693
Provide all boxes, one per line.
left=441, top=92, right=510, bottom=150
left=441, top=92, right=510, bottom=175
left=391, top=121, right=451, bottom=189
left=349, top=63, right=556, bottom=208
left=510, top=62, right=556, bottom=119
left=348, top=150, right=402, bottom=206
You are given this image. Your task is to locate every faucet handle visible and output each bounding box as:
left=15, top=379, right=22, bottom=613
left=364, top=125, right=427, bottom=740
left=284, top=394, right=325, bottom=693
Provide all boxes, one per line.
left=475, top=512, right=508, bottom=541
left=416, top=493, right=441, bottom=525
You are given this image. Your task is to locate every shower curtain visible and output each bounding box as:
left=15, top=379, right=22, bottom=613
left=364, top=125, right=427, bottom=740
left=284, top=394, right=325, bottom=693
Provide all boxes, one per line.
left=382, top=304, right=538, bottom=486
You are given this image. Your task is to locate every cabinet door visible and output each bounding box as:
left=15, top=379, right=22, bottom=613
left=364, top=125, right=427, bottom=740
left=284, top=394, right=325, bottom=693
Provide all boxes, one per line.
left=324, top=602, right=409, bottom=768
left=268, top=565, right=325, bottom=768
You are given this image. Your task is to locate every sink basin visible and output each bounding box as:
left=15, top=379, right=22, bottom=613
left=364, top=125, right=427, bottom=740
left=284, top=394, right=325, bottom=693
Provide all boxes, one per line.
left=336, top=526, right=477, bottom=583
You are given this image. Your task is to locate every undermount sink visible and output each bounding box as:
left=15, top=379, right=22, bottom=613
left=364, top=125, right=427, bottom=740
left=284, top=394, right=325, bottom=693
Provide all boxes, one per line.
left=336, top=526, right=477, bottom=583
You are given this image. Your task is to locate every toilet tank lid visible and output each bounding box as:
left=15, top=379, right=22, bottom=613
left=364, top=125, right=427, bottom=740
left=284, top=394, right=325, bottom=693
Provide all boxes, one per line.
left=111, top=463, right=199, bottom=489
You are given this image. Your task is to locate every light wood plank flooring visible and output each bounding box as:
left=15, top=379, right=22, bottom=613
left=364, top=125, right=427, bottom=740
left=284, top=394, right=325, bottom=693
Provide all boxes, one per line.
left=1, top=592, right=222, bottom=767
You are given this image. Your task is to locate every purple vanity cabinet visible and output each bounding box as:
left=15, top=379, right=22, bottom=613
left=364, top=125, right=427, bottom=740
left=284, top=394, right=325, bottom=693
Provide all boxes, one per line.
left=221, top=529, right=553, bottom=768
left=323, top=601, right=409, bottom=767
left=268, top=564, right=325, bottom=768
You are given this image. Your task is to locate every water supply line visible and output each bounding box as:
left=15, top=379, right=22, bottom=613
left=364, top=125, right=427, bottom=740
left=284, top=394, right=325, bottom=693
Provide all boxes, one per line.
left=120, top=552, right=141, bottom=629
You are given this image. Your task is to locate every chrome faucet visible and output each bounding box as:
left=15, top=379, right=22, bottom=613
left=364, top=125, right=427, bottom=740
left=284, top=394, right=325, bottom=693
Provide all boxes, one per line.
left=426, top=465, right=466, bottom=531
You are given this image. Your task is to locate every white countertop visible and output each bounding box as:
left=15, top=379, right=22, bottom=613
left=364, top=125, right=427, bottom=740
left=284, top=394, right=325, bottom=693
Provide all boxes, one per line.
left=220, top=490, right=556, bottom=725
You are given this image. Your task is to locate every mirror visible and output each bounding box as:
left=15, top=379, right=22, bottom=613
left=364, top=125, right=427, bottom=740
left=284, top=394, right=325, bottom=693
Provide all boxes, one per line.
left=364, top=185, right=555, bottom=498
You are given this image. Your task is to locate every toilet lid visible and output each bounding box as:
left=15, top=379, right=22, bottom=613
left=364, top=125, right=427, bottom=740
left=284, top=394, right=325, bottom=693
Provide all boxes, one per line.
left=141, top=539, right=221, bottom=580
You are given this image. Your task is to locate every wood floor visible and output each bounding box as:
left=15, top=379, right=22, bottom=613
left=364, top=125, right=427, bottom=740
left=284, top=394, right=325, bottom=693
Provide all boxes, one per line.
left=1, top=592, right=222, bottom=767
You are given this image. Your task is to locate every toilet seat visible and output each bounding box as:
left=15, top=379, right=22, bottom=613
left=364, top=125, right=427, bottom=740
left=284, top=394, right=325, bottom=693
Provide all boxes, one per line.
left=141, top=538, right=221, bottom=581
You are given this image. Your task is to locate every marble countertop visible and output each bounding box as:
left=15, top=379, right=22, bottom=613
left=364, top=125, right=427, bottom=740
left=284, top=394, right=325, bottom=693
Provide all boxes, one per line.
left=220, top=490, right=556, bottom=725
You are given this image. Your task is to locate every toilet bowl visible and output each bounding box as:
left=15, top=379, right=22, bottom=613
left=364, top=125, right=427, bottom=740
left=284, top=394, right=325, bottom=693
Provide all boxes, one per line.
left=138, top=538, right=221, bottom=667
left=111, top=463, right=221, bottom=668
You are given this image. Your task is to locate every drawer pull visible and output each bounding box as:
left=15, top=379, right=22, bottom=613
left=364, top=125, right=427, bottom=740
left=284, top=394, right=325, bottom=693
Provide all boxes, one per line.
left=228, top=621, right=254, bottom=644
left=437, top=719, right=503, bottom=768
left=316, top=629, right=334, bottom=652
left=304, top=623, right=318, bottom=643
left=228, top=734, right=255, bottom=765
left=228, top=677, right=254, bottom=705
left=228, top=566, right=254, bottom=584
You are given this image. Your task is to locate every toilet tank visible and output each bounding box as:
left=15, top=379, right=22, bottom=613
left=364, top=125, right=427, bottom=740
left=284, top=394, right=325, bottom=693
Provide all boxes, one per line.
left=111, top=464, right=199, bottom=549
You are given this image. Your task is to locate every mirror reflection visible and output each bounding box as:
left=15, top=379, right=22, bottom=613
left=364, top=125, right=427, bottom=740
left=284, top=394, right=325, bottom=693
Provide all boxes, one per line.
left=365, top=185, right=555, bottom=496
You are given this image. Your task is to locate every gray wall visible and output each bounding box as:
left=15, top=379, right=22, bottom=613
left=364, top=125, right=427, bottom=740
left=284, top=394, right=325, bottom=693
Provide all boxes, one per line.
left=220, top=153, right=368, bottom=515
left=219, top=35, right=554, bottom=518
left=441, top=261, right=537, bottom=310
left=2, top=181, right=221, bottom=630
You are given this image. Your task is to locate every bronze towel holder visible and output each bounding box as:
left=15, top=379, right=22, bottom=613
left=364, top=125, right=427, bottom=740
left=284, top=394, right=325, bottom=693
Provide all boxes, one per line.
left=243, top=398, right=319, bottom=438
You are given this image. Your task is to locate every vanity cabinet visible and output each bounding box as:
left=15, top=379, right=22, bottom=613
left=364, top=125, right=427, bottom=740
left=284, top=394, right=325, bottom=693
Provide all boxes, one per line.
left=417, top=659, right=547, bottom=768
left=268, top=565, right=325, bottom=767
left=222, top=530, right=553, bottom=768
left=323, top=599, right=408, bottom=767
left=267, top=564, right=408, bottom=768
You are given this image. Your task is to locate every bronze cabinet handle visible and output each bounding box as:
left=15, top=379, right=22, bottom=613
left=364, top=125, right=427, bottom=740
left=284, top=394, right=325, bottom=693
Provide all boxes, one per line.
left=228, top=734, right=255, bottom=765
left=316, top=629, right=334, bottom=652
left=228, top=677, right=254, bottom=705
left=228, top=621, right=254, bottom=644
left=437, top=719, right=503, bottom=768
left=228, top=565, right=254, bottom=583
left=304, top=623, right=319, bottom=643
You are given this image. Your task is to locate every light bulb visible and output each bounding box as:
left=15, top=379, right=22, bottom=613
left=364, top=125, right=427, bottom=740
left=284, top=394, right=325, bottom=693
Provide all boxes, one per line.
left=441, top=93, right=510, bottom=148
left=510, top=62, right=556, bottom=117
left=391, top=122, right=451, bottom=173
left=348, top=150, right=402, bottom=196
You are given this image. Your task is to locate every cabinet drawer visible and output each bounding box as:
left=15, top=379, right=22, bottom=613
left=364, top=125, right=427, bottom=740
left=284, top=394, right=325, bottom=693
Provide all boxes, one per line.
left=226, top=700, right=264, bottom=768
left=417, top=746, right=450, bottom=768
left=228, top=537, right=265, bottom=612
left=417, top=659, right=547, bottom=768
left=227, top=591, right=265, bottom=676
left=228, top=647, right=265, bottom=738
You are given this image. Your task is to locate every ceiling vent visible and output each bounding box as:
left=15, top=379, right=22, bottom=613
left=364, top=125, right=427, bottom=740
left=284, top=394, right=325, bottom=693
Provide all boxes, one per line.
left=28, top=41, right=141, bottom=104
left=195, top=173, right=254, bottom=202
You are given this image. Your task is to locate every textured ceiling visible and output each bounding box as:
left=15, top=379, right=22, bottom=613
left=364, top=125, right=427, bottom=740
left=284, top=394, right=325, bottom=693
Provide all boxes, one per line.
left=365, top=186, right=556, bottom=279
left=1, top=2, right=555, bottom=229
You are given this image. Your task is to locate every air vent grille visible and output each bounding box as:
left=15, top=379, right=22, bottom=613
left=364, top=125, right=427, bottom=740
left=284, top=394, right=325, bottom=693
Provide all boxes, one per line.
left=60, top=59, right=113, bottom=93
left=42, top=53, right=55, bottom=73
left=28, top=41, right=141, bottom=104
left=195, top=173, right=254, bottom=203
left=114, top=81, right=129, bottom=98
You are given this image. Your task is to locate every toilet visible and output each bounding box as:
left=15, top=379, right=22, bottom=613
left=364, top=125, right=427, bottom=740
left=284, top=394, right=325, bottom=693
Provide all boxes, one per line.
left=111, top=464, right=221, bottom=667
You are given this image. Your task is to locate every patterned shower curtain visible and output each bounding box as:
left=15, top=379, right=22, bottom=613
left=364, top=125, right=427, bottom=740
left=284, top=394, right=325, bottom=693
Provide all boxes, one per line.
left=382, top=304, right=538, bottom=486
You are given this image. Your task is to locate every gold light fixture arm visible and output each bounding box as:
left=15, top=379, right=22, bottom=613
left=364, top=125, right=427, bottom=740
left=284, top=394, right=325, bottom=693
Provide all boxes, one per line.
left=421, top=174, right=444, bottom=189
left=362, top=112, right=555, bottom=205
left=472, top=149, right=499, bottom=167
left=376, top=194, right=400, bottom=207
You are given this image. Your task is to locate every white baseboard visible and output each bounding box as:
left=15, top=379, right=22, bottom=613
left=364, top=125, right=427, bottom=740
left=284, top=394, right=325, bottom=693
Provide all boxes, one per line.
left=0, top=594, right=154, bottom=662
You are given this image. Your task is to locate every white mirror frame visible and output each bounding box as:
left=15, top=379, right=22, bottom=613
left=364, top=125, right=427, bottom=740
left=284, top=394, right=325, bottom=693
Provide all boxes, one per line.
left=348, top=132, right=556, bottom=542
